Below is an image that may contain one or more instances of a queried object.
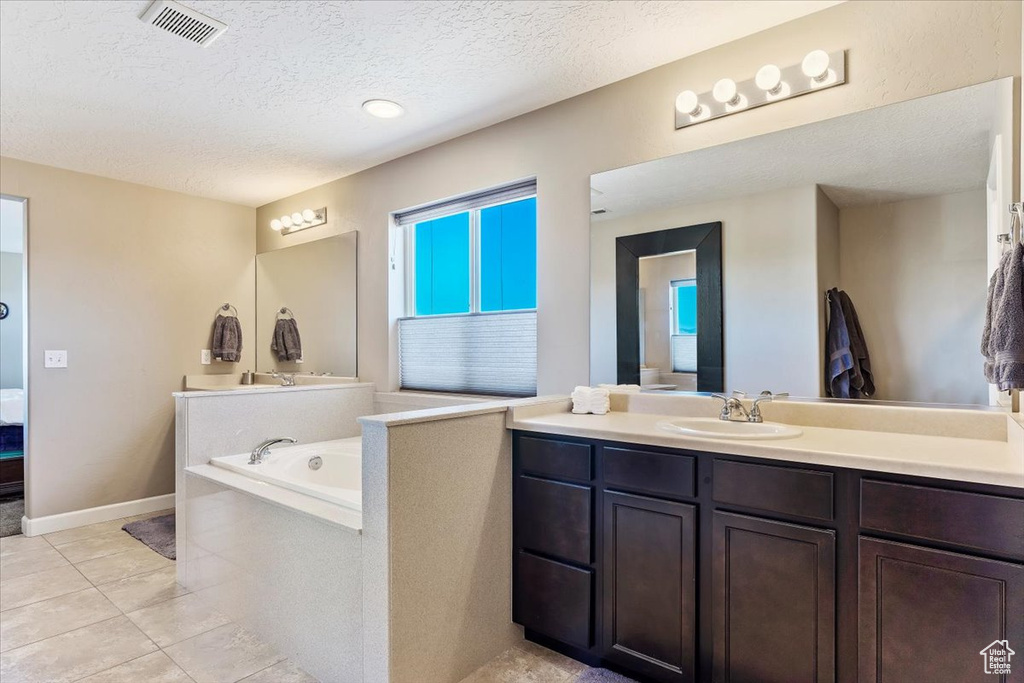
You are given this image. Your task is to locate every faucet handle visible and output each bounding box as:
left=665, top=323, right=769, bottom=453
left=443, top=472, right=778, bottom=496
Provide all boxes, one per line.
left=749, top=395, right=775, bottom=422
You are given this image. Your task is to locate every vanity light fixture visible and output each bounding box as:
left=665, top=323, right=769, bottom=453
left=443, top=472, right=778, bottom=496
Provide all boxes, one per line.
left=270, top=207, right=327, bottom=234
left=674, top=49, right=846, bottom=129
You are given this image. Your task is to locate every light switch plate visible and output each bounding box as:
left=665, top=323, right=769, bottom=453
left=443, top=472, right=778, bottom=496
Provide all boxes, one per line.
left=201, top=349, right=212, bottom=365
left=44, top=350, right=68, bottom=368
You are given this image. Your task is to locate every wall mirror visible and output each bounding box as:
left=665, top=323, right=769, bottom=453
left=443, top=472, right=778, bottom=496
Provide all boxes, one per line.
left=591, top=78, right=1015, bottom=406
left=256, top=232, right=357, bottom=376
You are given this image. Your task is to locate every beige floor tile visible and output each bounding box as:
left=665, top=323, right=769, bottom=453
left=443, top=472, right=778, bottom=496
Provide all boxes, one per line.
left=165, top=623, right=284, bottom=683
left=43, top=519, right=128, bottom=547
left=96, top=566, right=188, bottom=613
left=126, top=593, right=230, bottom=647
left=514, top=641, right=589, bottom=676
left=125, top=509, right=175, bottom=523
left=0, top=615, right=157, bottom=683
left=0, top=587, right=121, bottom=652
left=0, top=546, right=70, bottom=582
left=78, top=650, right=195, bottom=683
left=0, top=564, right=92, bottom=612
left=53, top=531, right=144, bottom=564
left=75, top=546, right=175, bottom=585
left=240, top=659, right=320, bottom=683
left=0, top=535, right=49, bottom=557
left=460, top=647, right=574, bottom=683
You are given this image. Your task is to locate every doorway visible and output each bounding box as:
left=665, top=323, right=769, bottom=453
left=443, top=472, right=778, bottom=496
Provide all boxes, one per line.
left=0, top=195, right=27, bottom=537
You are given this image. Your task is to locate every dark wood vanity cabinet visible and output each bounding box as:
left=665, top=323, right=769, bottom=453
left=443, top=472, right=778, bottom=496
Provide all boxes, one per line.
left=512, top=430, right=1024, bottom=683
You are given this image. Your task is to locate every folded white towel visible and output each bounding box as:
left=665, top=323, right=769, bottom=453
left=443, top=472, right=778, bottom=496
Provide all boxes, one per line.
left=572, top=386, right=611, bottom=415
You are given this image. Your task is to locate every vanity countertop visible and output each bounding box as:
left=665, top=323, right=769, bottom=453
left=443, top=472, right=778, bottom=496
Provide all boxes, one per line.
left=511, top=409, right=1024, bottom=489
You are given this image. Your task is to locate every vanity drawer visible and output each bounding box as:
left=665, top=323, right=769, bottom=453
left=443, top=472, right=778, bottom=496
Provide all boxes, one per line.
left=519, top=436, right=593, bottom=482
left=713, top=459, right=834, bottom=522
left=516, top=475, right=592, bottom=565
left=860, top=480, right=1024, bottom=560
left=603, top=446, right=696, bottom=500
left=514, top=550, right=593, bottom=648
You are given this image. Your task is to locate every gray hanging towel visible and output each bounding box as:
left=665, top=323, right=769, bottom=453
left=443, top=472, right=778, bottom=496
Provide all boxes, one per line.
left=982, top=242, right=1024, bottom=390
left=212, top=315, right=242, bottom=363
left=272, top=318, right=303, bottom=362
left=825, top=288, right=854, bottom=399
left=838, top=290, right=875, bottom=398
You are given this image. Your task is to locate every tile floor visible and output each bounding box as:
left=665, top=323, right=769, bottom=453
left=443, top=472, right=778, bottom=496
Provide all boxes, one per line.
left=2, top=514, right=617, bottom=683
left=0, top=510, right=318, bottom=683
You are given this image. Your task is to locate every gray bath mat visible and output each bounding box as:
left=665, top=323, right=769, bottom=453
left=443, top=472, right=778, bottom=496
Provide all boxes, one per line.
left=576, top=669, right=638, bottom=683
left=123, top=513, right=176, bottom=559
left=0, top=497, right=24, bottom=538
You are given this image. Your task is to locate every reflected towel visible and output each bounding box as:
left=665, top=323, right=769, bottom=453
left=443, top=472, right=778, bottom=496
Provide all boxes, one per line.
left=838, top=291, right=875, bottom=398
left=982, top=243, right=1024, bottom=390
left=272, top=318, right=303, bottom=362
left=212, top=315, right=242, bottom=363
left=825, top=289, right=854, bottom=399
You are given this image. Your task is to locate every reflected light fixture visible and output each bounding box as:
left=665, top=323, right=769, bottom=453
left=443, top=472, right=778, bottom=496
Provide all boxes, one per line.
left=362, top=99, right=405, bottom=118
left=270, top=207, right=328, bottom=234
left=674, top=49, right=845, bottom=129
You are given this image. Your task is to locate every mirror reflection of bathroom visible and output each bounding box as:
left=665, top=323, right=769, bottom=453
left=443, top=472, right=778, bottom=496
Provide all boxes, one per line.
left=0, top=195, right=26, bottom=535
left=638, top=250, right=697, bottom=391
left=255, top=232, right=358, bottom=378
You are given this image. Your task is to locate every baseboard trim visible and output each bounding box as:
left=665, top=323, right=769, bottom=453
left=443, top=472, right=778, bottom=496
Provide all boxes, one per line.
left=21, top=493, right=175, bottom=537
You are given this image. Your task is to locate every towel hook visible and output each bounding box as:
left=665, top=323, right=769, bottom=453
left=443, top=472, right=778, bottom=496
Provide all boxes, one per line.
left=998, top=203, right=1023, bottom=249
left=277, top=307, right=294, bottom=319
left=218, top=303, right=238, bottom=317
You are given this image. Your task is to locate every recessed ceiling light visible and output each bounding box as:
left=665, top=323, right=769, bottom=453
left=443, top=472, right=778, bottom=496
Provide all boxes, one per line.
left=362, top=99, right=404, bottom=119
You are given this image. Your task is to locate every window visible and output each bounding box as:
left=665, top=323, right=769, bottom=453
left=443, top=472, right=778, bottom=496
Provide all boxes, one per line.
left=671, top=278, right=697, bottom=373
left=395, top=181, right=537, bottom=396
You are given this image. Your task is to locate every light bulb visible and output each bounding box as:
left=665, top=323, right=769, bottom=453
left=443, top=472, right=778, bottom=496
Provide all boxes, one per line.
left=291, top=212, right=304, bottom=225
left=712, top=78, right=739, bottom=106
left=270, top=219, right=283, bottom=231
left=302, top=209, right=316, bottom=222
left=675, top=90, right=702, bottom=117
left=755, top=64, right=783, bottom=94
left=362, top=99, right=405, bottom=118
left=280, top=215, right=293, bottom=228
left=801, top=50, right=830, bottom=81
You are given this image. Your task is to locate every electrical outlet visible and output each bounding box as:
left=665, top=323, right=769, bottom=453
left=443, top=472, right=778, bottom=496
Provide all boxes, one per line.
left=44, top=350, right=68, bottom=368
left=201, top=349, right=212, bottom=365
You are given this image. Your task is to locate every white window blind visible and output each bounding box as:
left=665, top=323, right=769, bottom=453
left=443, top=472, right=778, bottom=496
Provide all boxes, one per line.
left=671, top=334, right=697, bottom=373
left=394, top=180, right=537, bottom=226
left=399, top=311, right=537, bottom=396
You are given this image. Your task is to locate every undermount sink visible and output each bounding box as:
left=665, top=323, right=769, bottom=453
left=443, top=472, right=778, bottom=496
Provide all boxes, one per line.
left=657, top=417, right=803, bottom=440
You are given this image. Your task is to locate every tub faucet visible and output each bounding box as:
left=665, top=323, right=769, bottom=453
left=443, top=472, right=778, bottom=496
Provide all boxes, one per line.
left=271, top=371, right=296, bottom=386
left=249, top=437, right=297, bottom=465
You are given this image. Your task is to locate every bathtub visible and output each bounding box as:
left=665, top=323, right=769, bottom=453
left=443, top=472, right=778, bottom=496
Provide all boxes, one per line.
left=210, top=437, right=361, bottom=511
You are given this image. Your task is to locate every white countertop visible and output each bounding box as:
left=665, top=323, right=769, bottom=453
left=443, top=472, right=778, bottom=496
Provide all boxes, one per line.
left=512, top=410, right=1024, bottom=489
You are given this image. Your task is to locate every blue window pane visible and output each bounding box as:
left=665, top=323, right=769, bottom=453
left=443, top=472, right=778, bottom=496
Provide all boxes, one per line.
left=414, top=213, right=470, bottom=315
left=675, top=280, right=697, bottom=334
left=480, top=197, right=537, bottom=311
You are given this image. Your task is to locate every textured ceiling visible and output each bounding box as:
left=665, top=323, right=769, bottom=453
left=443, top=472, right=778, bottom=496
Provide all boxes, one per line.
left=0, top=0, right=840, bottom=207
left=590, top=79, right=1006, bottom=219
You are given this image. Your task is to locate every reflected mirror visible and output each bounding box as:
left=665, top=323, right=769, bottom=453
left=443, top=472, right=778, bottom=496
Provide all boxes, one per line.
left=256, top=232, right=357, bottom=376
left=591, top=78, right=1014, bottom=406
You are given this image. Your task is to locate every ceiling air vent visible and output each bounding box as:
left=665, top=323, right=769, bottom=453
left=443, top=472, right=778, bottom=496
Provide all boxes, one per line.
left=141, top=0, right=227, bottom=47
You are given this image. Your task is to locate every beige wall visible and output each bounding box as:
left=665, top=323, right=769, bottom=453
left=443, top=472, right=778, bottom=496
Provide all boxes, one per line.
left=255, top=1, right=1021, bottom=396
left=816, top=188, right=841, bottom=396
left=1, top=251, right=24, bottom=389
left=0, top=157, right=255, bottom=519
left=838, top=190, right=989, bottom=404
left=255, top=232, right=357, bottom=376
left=592, top=185, right=823, bottom=396
left=639, top=251, right=695, bottom=373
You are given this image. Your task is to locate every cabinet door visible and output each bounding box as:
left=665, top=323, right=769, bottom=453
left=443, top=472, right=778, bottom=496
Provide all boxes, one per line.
left=712, top=512, right=835, bottom=683
left=859, top=537, right=1024, bottom=683
left=602, top=491, right=696, bottom=683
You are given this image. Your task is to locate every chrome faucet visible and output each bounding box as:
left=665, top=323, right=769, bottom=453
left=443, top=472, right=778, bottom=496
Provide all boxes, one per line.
left=711, top=394, right=750, bottom=422
left=271, top=371, right=296, bottom=386
left=249, top=437, right=297, bottom=465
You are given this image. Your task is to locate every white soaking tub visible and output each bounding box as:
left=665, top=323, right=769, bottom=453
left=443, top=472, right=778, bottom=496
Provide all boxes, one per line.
left=210, top=437, right=361, bottom=511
